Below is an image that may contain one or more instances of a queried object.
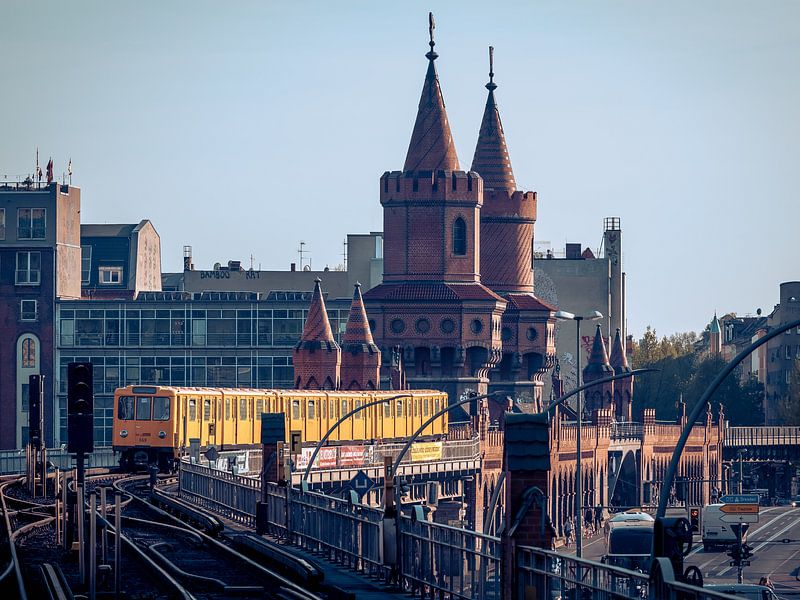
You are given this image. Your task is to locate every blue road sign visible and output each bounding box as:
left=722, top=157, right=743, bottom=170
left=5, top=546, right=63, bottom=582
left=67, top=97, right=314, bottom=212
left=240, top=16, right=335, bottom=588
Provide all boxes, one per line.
left=349, top=470, right=375, bottom=499
left=719, top=494, right=759, bottom=504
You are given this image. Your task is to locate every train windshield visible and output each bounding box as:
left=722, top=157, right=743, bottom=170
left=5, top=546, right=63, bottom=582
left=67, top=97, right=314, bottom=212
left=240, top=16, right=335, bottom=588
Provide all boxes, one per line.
left=608, top=528, right=653, bottom=555
left=153, top=396, right=171, bottom=420
left=118, top=396, right=135, bottom=420
left=136, top=396, right=152, bottom=420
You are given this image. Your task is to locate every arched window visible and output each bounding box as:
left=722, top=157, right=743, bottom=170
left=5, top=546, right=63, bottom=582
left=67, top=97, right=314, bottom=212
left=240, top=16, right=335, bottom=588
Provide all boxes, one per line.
left=21, top=338, right=36, bottom=368
left=452, top=218, right=467, bottom=256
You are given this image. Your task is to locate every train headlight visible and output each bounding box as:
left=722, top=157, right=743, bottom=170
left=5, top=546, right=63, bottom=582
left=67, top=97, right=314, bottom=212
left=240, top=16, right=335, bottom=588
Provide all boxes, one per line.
left=120, top=430, right=128, bottom=438
left=158, top=430, right=166, bottom=439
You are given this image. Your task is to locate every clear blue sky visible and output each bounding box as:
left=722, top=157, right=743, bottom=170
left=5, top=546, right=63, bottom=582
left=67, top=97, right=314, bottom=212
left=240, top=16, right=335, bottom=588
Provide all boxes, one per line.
left=2, top=1, right=797, bottom=338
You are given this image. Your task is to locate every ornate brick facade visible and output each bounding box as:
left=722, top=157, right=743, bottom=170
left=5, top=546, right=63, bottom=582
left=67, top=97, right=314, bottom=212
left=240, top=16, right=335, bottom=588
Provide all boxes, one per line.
left=339, top=283, right=381, bottom=390
left=293, top=278, right=340, bottom=390
left=609, top=328, right=633, bottom=421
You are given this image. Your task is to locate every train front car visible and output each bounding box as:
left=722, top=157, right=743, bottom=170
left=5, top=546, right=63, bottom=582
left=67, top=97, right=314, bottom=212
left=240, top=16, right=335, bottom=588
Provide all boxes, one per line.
left=113, top=385, right=178, bottom=470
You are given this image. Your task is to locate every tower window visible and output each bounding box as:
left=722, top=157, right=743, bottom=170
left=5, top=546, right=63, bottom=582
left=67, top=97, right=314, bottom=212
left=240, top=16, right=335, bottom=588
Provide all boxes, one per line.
left=452, top=218, right=467, bottom=256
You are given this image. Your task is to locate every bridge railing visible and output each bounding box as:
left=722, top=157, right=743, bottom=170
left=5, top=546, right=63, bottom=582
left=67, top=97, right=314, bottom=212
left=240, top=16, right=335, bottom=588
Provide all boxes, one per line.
left=516, top=547, right=739, bottom=600
left=399, top=517, right=500, bottom=600
left=375, top=437, right=481, bottom=464
left=0, top=447, right=117, bottom=474
left=609, top=422, right=643, bottom=440
left=726, top=426, right=800, bottom=447
left=179, top=460, right=260, bottom=527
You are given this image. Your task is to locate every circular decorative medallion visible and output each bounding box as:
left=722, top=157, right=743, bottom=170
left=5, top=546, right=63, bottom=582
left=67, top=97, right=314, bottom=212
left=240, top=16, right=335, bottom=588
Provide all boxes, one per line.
left=470, top=319, right=483, bottom=334
left=526, top=327, right=538, bottom=341
left=415, top=318, right=431, bottom=334
left=390, top=318, right=406, bottom=334
left=440, top=318, right=455, bottom=334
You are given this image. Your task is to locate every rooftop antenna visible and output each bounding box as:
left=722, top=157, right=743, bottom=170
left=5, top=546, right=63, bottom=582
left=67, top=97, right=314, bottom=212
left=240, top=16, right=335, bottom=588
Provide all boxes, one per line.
left=342, top=238, right=348, bottom=271
left=298, top=241, right=308, bottom=271
left=249, top=254, right=254, bottom=270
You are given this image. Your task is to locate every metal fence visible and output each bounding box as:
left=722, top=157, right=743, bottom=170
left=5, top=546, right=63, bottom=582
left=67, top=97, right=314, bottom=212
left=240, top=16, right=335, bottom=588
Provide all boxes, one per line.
left=726, top=426, right=800, bottom=447
left=516, top=547, right=739, bottom=600
left=399, top=517, right=501, bottom=600
left=0, top=447, right=117, bottom=474
left=179, top=460, right=260, bottom=527
left=610, top=422, right=643, bottom=440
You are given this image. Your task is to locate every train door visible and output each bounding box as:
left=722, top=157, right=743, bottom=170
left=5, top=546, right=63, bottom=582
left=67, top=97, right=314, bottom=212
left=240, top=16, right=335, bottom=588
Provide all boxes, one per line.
left=180, top=396, right=187, bottom=448
left=205, top=397, right=216, bottom=447
left=304, top=397, right=318, bottom=442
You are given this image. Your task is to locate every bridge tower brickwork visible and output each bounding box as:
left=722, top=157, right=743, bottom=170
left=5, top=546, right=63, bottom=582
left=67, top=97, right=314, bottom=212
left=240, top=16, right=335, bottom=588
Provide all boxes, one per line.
left=609, top=328, right=633, bottom=421
left=339, top=283, right=381, bottom=390
left=293, top=278, right=341, bottom=390
left=583, top=325, right=614, bottom=418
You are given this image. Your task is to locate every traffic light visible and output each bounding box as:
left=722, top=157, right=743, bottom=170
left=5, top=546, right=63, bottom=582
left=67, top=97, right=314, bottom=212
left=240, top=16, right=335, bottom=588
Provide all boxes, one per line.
left=67, top=362, right=94, bottom=454
left=727, top=543, right=741, bottom=561
left=28, top=374, right=43, bottom=449
left=689, top=508, right=700, bottom=532
left=741, top=543, right=754, bottom=560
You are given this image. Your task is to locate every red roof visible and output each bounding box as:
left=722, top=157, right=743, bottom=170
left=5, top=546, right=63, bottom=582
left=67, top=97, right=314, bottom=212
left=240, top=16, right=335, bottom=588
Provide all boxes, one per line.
left=364, top=282, right=504, bottom=303
left=505, top=293, right=556, bottom=312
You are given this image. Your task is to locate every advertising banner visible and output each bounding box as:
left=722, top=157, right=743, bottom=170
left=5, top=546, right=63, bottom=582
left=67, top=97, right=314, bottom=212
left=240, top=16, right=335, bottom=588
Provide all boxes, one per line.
left=411, top=441, right=442, bottom=462
left=339, top=445, right=374, bottom=467
left=294, top=446, right=338, bottom=471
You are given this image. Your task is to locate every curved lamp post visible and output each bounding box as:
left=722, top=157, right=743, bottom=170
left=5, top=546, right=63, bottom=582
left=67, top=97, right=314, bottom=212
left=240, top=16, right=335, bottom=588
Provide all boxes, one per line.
left=656, top=318, right=800, bottom=520
left=384, top=390, right=506, bottom=508
left=303, top=393, right=412, bottom=482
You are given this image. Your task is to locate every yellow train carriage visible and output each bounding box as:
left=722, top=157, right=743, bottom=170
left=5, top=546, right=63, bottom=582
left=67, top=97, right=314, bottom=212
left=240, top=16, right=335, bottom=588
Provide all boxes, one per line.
left=113, top=385, right=448, bottom=470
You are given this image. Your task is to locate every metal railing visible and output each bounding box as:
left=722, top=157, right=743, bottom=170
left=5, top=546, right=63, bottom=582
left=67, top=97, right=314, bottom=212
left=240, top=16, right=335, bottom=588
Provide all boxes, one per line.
left=610, top=422, right=643, bottom=440
left=179, top=461, right=260, bottom=527
left=516, top=547, right=739, bottom=600
left=0, top=447, right=117, bottom=474
left=726, top=426, right=800, bottom=447
left=399, top=517, right=501, bottom=600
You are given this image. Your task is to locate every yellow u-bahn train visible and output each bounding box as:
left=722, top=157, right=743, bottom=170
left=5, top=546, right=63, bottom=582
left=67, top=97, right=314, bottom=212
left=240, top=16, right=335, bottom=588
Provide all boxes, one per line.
left=112, top=385, right=449, bottom=469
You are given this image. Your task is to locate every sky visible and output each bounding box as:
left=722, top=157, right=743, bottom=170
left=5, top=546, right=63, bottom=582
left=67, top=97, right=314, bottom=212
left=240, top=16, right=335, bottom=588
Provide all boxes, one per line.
left=1, top=1, right=797, bottom=339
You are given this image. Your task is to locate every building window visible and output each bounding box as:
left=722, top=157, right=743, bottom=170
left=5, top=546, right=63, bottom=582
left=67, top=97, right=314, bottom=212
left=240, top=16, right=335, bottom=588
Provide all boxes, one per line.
left=452, top=217, right=467, bottom=255
left=0, top=208, right=5, bottom=240
left=470, top=319, right=483, bottom=334
left=15, top=251, right=41, bottom=285
left=99, top=266, right=123, bottom=285
left=20, top=300, right=38, bottom=321
left=81, top=246, right=92, bottom=284
left=17, top=208, right=46, bottom=240
left=21, top=337, right=36, bottom=368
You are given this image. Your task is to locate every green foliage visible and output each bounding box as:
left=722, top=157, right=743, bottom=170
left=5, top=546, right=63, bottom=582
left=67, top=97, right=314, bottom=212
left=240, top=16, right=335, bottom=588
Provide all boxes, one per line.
left=631, top=326, right=763, bottom=425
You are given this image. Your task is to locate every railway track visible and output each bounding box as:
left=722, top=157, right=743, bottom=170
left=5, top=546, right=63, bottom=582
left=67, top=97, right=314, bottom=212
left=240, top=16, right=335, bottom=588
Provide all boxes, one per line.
left=111, top=475, right=324, bottom=600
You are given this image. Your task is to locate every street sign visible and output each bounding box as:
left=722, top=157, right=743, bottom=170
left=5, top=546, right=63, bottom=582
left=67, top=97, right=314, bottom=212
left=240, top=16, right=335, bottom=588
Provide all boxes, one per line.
left=720, top=513, right=759, bottom=524
left=349, top=470, right=375, bottom=499
left=719, top=494, right=759, bottom=504
left=720, top=504, right=759, bottom=514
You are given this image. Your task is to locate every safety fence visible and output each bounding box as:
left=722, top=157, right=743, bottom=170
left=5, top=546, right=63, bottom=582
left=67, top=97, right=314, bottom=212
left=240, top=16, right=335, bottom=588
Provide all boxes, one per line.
left=0, top=447, right=117, bottom=475
left=179, top=461, right=260, bottom=527
left=516, top=547, right=739, bottom=600
left=726, top=426, right=800, bottom=447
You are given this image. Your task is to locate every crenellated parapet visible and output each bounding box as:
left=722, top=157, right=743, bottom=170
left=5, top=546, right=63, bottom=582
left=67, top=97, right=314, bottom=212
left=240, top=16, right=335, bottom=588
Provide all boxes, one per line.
left=481, top=189, right=536, bottom=221
left=380, top=170, right=483, bottom=204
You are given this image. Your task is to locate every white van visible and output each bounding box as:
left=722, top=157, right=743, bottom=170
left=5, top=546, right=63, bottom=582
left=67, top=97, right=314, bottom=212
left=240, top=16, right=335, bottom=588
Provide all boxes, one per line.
left=702, top=504, right=749, bottom=551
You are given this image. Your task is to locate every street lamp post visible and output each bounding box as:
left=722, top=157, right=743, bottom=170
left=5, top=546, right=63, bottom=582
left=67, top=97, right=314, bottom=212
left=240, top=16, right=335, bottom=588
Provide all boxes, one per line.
left=554, top=309, right=603, bottom=558
left=737, top=450, right=747, bottom=495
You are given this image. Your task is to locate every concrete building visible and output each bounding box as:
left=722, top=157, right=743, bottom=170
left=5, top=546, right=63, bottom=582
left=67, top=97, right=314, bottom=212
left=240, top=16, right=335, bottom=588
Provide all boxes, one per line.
left=534, top=217, right=626, bottom=399
left=764, top=281, right=800, bottom=424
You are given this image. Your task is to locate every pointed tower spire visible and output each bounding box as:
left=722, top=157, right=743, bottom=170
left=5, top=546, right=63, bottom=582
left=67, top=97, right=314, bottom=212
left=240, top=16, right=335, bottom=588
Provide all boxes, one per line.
left=293, top=278, right=341, bottom=389
left=583, top=325, right=615, bottom=418
left=470, top=46, right=516, bottom=191
left=609, top=328, right=630, bottom=371
left=587, top=325, right=611, bottom=368
left=403, top=12, right=460, bottom=172
left=340, top=283, right=381, bottom=390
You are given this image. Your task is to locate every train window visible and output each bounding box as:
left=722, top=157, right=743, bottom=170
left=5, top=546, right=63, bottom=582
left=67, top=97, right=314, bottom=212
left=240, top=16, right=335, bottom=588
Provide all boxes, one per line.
left=424, top=398, right=430, bottom=416
left=256, top=399, right=264, bottom=418
left=308, top=400, right=316, bottom=420
left=239, top=398, right=248, bottom=420
left=396, top=400, right=403, bottom=417
left=321, top=398, right=327, bottom=419
left=118, top=396, right=135, bottom=420
left=203, top=399, right=211, bottom=420
left=383, top=402, right=392, bottom=417
left=330, top=399, right=336, bottom=418
left=153, top=396, right=171, bottom=421
left=188, top=399, right=196, bottom=421
left=341, top=399, right=349, bottom=417
left=292, top=400, right=300, bottom=420
left=415, top=399, right=421, bottom=416
left=354, top=400, right=362, bottom=419
left=225, top=399, right=231, bottom=420
left=136, top=396, right=152, bottom=420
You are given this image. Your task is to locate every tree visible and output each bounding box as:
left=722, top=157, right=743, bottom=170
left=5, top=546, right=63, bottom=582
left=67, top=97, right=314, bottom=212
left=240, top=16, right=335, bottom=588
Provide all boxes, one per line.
left=775, top=359, right=800, bottom=425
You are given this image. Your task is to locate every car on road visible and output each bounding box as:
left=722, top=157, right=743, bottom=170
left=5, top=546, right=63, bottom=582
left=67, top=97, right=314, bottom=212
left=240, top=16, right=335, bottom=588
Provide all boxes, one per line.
left=601, top=518, right=654, bottom=572
left=704, top=584, right=779, bottom=599
left=791, top=494, right=800, bottom=508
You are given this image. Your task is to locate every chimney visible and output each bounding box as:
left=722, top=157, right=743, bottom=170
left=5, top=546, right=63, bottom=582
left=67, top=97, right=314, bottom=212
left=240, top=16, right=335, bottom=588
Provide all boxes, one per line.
left=183, top=245, right=194, bottom=271
left=290, top=262, right=296, bottom=272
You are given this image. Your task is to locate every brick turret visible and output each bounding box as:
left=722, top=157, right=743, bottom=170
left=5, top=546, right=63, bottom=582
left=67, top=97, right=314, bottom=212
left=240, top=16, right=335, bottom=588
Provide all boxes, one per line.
left=293, top=278, right=340, bottom=390
left=473, top=47, right=537, bottom=294
left=609, top=328, right=633, bottom=421
left=583, top=325, right=614, bottom=418
left=340, top=283, right=381, bottom=390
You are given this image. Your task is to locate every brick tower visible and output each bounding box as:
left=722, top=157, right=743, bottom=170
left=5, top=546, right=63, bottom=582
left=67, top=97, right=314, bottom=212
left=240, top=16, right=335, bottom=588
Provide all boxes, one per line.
left=340, top=283, right=381, bottom=390
left=293, top=278, right=341, bottom=390
left=609, top=328, right=633, bottom=421
left=470, top=47, right=556, bottom=407
left=582, top=325, right=614, bottom=418
left=364, top=19, right=506, bottom=403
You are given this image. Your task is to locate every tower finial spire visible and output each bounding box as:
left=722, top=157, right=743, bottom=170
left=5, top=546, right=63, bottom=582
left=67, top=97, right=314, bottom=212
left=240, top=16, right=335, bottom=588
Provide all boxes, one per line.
left=487, top=45, right=496, bottom=91
left=426, top=12, right=437, bottom=60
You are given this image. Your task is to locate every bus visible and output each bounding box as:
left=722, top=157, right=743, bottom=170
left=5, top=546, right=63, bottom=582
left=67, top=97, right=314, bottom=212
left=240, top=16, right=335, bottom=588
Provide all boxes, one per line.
left=602, top=516, right=654, bottom=571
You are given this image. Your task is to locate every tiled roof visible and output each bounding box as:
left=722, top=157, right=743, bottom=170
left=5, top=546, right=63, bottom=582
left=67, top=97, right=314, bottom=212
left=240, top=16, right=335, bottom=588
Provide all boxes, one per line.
left=505, top=293, right=556, bottom=312
left=296, top=278, right=338, bottom=350
left=470, top=77, right=515, bottom=191
left=364, top=282, right=504, bottom=303
left=609, top=328, right=630, bottom=371
left=342, top=283, right=377, bottom=347
left=403, top=45, right=460, bottom=173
